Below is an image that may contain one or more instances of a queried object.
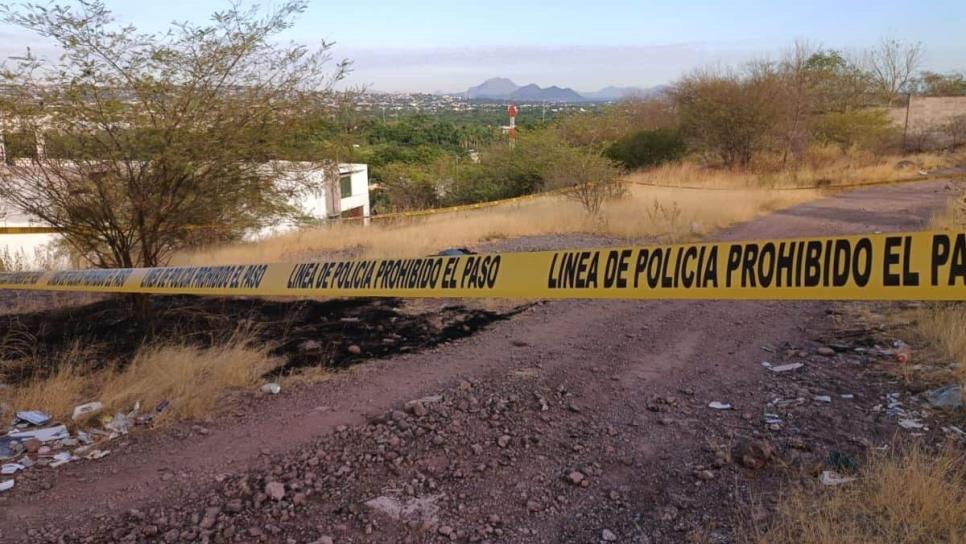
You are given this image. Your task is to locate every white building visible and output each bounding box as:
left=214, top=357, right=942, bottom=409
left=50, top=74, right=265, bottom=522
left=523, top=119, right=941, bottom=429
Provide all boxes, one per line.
left=0, top=157, right=371, bottom=268
left=0, top=202, right=60, bottom=268
left=251, top=162, right=371, bottom=238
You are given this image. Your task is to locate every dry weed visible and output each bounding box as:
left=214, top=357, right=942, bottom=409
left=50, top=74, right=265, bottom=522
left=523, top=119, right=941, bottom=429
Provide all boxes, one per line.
left=98, top=339, right=282, bottom=422
left=749, top=446, right=966, bottom=544
left=1, top=335, right=282, bottom=424
left=1, top=345, right=93, bottom=420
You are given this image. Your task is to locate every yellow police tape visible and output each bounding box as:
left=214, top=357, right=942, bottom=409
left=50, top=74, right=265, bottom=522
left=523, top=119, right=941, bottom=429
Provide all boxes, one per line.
left=0, top=226, right=61, bottom=234
left=1, top=230, right=965, bottom=300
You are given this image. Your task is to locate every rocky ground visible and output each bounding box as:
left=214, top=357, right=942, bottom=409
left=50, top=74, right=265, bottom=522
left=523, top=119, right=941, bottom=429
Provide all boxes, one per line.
left=1, top=178, right=964, bottom=543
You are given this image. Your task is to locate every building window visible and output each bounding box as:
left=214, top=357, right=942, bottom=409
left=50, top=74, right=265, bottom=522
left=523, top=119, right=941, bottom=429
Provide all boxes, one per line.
left=339, top=174, right=352, bottom=197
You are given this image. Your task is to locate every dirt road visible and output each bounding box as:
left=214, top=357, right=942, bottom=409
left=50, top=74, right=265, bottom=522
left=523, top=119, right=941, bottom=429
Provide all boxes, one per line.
left=1, top=179, right=961, bottom=543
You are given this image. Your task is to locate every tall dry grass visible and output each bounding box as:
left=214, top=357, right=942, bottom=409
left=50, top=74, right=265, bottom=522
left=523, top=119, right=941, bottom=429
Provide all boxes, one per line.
left=916, top=189, right=966, bottom=389
left=1, top=335, right=282, bottom=424
left=173, top=152, right=961, bottom=265
left=174, top=183, right=821, bottom=264
left=627, top=150, right=953, bottom=190
left=749, top=446, right=966, bottom=544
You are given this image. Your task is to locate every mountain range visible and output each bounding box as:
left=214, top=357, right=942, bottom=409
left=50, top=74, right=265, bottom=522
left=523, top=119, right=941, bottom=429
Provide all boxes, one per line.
left=461, top=78, right=664, bottom=102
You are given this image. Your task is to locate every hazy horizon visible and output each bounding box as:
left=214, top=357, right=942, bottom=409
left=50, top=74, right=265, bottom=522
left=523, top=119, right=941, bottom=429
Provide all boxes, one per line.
left=1, top=0, right=964, bottom=93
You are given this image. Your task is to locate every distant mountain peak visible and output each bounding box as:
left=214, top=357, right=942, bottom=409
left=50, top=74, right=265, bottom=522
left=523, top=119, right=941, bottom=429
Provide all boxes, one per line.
left=466, top=78, right=521, bottom=99
left=461, top=78, right=665, bottom=103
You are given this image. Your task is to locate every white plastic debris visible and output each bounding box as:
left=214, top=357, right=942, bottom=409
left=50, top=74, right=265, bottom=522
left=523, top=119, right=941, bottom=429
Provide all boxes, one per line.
left=820, top=470, right=856, bottom=486
left=768, top=363, right=804, bottom=373
left=841, top=394, right=855, bottom=400
left=49, top=452, right=73, bottom=468
left=72, top=402, right=104, bottom=422
left=1, top=463, right=25, bottom=475
left=261, top=383, right=281, bottom=395
left=0, top=480, right=14, bottom=492
left=814, top=395, right=832, bottom=403
left=8, top=424, right=69, bottom=443
left=84, top=449, right=110, bottom=460
left=15, top=411, right=51, bottom=426
left=708, top=402, right=732, bottom=410
left=898, top=418, right=926, bottom=430
left=105, top=413, right=132, bottom=436
left=924, top=385, right=963, bottom=410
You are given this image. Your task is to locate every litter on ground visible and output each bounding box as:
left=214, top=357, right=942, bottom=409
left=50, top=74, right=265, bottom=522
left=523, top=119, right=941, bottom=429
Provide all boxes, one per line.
left=768, top=363, right=804, bottom=373
left=820, top=470, right=856, bottom=486
left=898, top=418, right=926, bottom=430
left=8, top=424, right=70, bottom=443
left=15, top=411, right=51, bottom=426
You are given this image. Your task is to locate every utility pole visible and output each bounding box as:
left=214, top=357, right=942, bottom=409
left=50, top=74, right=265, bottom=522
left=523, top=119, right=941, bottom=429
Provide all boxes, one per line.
left=902, top=93, right=912, bottom=151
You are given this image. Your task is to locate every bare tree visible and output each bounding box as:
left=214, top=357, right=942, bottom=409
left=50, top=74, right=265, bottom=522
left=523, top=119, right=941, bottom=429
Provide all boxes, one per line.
left=866, top=37, right=924, bottom=105
left=776, top=40, right=819, bottom=166
left=0, top=0, right=348, bottom=269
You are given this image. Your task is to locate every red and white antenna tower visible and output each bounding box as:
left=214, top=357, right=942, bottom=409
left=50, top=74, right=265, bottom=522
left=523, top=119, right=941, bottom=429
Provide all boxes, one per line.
left=506, top=104, right=518, bottom=149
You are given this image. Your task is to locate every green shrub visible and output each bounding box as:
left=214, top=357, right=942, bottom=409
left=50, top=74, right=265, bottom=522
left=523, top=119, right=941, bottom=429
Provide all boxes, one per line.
left=605, top=129, right=686, bottom=169
left=813, top=109, right=899, bottom=152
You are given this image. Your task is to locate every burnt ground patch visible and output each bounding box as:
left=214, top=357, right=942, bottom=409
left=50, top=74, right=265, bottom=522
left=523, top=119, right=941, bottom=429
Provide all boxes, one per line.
left=0, top=295, right=519, bottom=384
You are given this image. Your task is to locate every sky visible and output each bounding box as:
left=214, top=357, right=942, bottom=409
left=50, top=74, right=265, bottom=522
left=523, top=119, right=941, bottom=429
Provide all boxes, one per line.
left=1, top=0, right=964, bottom=93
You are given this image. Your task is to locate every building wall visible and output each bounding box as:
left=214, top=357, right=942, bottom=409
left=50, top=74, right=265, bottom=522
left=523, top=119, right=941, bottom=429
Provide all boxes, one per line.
left=341, top=164, right=371, bottom=217
left=889, top=96, right=966, bottom=147
left=248, top=163, right=371, bottom=240
left=0, top=203, right=62, bottom=268
left=0, top=232, right=60, bottom=267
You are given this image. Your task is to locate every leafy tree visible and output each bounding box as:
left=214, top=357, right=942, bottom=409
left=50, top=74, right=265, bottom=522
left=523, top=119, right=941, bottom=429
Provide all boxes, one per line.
left=449, top=128, right=620, bottom=215
left=375, top=162, right=441, bottom=211
left=803, top=49, right=875, bottom=113
left=672, top=67, right=785, bottom=167
left=0, top=0, right=347, bottom=268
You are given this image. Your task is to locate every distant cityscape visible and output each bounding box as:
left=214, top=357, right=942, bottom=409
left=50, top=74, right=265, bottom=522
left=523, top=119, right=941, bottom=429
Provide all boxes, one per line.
left=344, top=77, right=667, bottom=118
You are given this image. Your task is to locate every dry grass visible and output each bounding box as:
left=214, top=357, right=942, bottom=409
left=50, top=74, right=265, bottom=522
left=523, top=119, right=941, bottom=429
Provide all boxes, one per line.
left=173, top=152, right=961, bottom=265
left=628, top=150, right=955, bottom=190
left=1, top=345, right=92, bottom=421
left=750, top=446, right=966, bottom=544
left=0, top=292, right=103, bottom=316
left=915, top=190, right=966, bottom=389
left=917, top=304, right=966, bottom=389
left=174, top=183, right=821, bottom=264
left=1, top=335, right=282, bottom=424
